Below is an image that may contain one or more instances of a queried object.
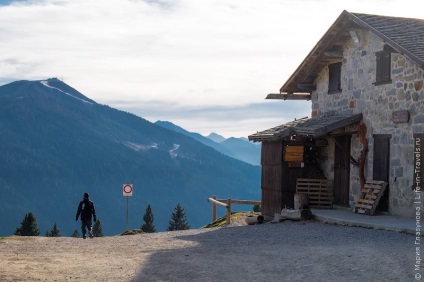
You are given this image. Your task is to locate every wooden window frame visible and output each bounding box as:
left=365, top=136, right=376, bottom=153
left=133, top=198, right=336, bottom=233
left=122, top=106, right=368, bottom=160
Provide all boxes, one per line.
left=328, top=62, right=342, bottom=94
left=374, top=51, right=392, bottom=85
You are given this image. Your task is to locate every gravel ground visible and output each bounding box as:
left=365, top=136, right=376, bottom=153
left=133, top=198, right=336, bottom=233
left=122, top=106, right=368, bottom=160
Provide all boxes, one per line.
left=0, top=220, right=416, bottom=282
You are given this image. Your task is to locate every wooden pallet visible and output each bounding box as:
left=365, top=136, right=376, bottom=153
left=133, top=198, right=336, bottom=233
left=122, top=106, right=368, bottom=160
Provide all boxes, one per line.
left=296, top=178, right=333, bottom=209
left=354, top=180, right=387, bottom=215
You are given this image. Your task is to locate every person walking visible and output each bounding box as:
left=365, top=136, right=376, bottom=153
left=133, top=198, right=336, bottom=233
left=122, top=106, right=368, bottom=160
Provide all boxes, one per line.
left=75, top=192, right=97, bottom=239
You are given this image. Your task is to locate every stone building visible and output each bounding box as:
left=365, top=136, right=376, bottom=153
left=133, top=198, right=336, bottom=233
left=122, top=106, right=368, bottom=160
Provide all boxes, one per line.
left=249, top=10, right=424, bottom=219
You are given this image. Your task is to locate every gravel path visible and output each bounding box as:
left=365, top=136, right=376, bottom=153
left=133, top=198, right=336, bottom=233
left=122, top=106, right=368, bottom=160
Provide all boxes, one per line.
left=0, top=220, right=416, bottom=282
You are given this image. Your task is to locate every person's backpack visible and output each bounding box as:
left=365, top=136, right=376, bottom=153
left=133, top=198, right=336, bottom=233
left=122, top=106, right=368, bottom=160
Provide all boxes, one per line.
left=81, top=200, right=93, bottom=219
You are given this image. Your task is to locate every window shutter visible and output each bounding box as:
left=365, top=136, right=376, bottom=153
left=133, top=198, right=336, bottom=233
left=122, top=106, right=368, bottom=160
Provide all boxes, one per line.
left=382, top=52, right=391, bottom=82
left=375, top=52, right=383, bottom=82
left=328, top=62, right=342, bottom=93
left=335, top=62, right=341, bottom=90
left=413, top=133, right=424, bottom=191
left=375, top=51, right=391, bottom=83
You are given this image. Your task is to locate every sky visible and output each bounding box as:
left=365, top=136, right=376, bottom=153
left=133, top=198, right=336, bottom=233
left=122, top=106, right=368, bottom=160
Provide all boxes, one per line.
left=0, top=0, right=422, bottom=138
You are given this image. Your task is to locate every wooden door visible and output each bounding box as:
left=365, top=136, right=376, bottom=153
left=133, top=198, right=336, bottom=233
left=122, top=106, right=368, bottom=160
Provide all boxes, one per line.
left=373, top=134, right=391, bottom=212
left=260, top=141, right=283, bottom=219
left=281, top=157, right=303, bottom=209
left=333, top=136, right=351, bottom=206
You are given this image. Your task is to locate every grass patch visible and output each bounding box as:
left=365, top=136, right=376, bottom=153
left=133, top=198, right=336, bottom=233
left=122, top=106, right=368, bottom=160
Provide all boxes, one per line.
left=202, top=212, right=261, bottom=228
left=120, top=229, right=147, bottom=236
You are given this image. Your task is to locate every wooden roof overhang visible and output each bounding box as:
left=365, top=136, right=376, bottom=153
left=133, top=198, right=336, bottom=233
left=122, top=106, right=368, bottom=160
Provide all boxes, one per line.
left=248, top=113, right=363, bottom=142
left=267, top=10, right=356, bottom=99
left=267, top=10, right=424, bottom=100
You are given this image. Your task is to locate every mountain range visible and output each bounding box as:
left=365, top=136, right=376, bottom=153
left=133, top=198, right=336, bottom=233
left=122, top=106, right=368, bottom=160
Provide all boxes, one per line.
left=155, top=121, right=261, bottom=166
left=0, top=78, right=261, bottom=236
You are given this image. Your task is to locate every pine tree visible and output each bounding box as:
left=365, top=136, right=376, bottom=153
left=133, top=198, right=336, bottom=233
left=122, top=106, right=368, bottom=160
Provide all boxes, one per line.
left=46, top=223, right=61, bottom=237
left=141, top=204, right=156, bottom=233
left=14, top=212, right=40, bottom=236
left=167, top=203, right=190, bottom=231
left=92, top=218, right=103, bottom=237
left=71, top=229, right=80, bottom=238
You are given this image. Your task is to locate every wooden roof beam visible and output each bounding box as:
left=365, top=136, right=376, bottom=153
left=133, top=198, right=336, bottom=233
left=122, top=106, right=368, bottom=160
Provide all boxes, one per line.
left=323, top=51, right=344, bottom=58
left=266, top=93, right=311, bottom=100
left=297, top=83, right=316, bottom=91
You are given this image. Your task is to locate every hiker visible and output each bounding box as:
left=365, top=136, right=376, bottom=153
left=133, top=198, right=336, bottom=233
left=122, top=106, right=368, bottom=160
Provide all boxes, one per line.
left=75, top=192, right=97, bottom=239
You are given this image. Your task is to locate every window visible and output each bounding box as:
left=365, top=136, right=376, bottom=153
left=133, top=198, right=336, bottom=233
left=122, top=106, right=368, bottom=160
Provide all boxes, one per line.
left=328, top=62, right=342, bottom=94
left=375, top=51, right=391, bottom=85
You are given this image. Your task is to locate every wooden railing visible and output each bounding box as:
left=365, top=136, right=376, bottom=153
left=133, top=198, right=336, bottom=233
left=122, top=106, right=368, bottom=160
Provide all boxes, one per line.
left=207, top=195, right=261, bottom=225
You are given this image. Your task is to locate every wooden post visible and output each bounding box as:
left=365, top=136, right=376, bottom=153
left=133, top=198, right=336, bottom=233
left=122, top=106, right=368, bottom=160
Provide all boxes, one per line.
left=226, top=198, right=231, bottom=225
left=294, top=193, right=308, bottom=210
left=357, top=123, right=368, bottom=190
left=212, top=195, right=217, bottom=222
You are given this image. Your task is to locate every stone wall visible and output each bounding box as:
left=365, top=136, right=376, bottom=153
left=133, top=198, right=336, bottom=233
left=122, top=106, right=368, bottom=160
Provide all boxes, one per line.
left=311, top=30, right=424, bottom=217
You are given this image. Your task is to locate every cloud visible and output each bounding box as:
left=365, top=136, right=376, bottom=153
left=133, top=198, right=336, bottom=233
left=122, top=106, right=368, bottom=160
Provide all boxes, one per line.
left=0, top=0, right=423, bottom=136
left=0, top=0, right=326, bottom=105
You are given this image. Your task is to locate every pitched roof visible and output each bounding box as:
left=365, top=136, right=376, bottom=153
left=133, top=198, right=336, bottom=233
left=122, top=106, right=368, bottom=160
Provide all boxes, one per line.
left=352, top=12, right=424, bottom=66
left=248, top=113, right=363, bottom=142
left=273, top=10, right=424, bottom=96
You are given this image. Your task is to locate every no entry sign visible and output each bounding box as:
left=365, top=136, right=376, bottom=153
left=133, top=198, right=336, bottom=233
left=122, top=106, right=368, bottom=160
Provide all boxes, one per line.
left=123, top=184, right=133, bottom=196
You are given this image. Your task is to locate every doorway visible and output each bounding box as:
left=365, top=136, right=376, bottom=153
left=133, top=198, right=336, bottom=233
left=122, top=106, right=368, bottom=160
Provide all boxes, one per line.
left=333, top=136, right=351, bottom=206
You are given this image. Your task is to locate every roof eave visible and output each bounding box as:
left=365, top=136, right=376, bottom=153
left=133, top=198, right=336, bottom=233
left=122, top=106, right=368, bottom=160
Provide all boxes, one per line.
left=278, top=10, right=353, bottom=94
left=248, top=113, right=363, bottom=142
left=278, top=10, right=424, bottom=95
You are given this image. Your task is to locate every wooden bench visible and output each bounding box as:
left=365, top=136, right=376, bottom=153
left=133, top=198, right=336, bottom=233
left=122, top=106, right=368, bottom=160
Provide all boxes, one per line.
left=296, top=178, right=333, bottom=209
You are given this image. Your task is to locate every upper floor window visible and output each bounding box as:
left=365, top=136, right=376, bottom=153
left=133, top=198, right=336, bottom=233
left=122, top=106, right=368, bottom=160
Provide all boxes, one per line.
left=328, top=62, right=342, bottom=94
left=375, top=51, right=391, bottom=85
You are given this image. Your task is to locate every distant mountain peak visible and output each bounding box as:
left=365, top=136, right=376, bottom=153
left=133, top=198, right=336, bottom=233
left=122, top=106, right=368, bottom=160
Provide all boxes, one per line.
left=206, top=132, right=226, bottom=143
left=155, top=121, right=261, bottom=166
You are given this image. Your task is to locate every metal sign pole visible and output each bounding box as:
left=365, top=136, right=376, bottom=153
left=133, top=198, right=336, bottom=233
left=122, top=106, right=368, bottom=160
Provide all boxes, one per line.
left=123, top=183, right=133, bottom=232
left=126, top=196, right=129, bottom=231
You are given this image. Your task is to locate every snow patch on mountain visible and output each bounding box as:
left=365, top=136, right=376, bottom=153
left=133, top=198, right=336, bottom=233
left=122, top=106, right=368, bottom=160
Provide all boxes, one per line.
left=123, top=141, right=158, bottom=151
left=40, top=81, right=93, bottom=104
left=169, top=144, right=180, bottom=158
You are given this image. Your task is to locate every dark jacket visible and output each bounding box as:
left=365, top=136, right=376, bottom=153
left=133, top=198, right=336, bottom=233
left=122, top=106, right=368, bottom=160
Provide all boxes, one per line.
left=76, top=199, right=96, bottom=222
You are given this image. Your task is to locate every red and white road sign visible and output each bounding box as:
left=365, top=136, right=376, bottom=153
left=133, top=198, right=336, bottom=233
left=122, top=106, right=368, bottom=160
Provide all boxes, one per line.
left=123, top=184, right=133, bottom=196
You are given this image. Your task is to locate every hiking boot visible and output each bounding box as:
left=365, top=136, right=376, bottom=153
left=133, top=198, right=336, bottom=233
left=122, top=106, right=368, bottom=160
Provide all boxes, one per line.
left=83, top=236, right=87, bottom=239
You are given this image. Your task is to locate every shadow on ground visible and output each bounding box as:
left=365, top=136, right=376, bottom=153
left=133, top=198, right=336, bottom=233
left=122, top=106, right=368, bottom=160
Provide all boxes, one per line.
left=133, top=221, right=413, bottom=282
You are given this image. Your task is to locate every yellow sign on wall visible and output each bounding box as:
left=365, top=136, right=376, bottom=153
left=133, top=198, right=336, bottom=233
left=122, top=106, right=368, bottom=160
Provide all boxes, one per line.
left=284, top=146, right=304, bottom=162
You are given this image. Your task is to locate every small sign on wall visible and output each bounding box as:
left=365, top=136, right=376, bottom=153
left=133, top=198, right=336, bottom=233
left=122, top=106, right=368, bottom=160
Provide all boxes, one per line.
left=392, top=110, right=409, bottom=124
left=284, top=146, right=304, bottom=162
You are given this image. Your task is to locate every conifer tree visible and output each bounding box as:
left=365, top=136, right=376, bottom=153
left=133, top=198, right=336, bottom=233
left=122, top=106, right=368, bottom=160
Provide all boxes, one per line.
left=141, top=204, right=156, bottom=233
left=14, top=212, right=40, bottom=236
left=71, top=229, right=80, bottom=238
left=46, top=223, right=61, bottom=237
left=167, top=203, right=190, bottom=231
left=92, top=218, right=103, bottom=237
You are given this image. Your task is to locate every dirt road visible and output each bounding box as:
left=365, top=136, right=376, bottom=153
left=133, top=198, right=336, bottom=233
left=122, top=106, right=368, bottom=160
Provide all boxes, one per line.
left=0, top=220, right=415, bottom=281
